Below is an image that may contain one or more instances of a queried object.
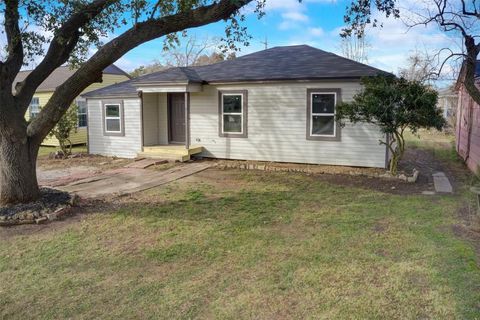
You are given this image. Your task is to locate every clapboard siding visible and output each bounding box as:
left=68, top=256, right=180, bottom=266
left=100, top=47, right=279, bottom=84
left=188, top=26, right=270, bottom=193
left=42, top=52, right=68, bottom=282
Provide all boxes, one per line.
left=143, top=93, right=159, bottom=146
left=158, top=93, right=169, bottom=144
left=87, top=98, right=142, bottom=158
left=190, top=82, right=387, bottom=168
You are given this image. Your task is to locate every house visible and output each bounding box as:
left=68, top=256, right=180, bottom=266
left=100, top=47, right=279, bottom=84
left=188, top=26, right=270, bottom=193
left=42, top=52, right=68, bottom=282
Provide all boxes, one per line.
left=82, top=45, right=391, bottom=168
left=437, top=86, right=458, bottom=125
left=455, top=60, right=480, bottom=173
left=15, top=65, right=131, bottom=146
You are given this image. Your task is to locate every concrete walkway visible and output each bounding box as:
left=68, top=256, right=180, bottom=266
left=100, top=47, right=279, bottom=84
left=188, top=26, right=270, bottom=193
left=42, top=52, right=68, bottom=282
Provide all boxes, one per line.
left=432, top=172, right=453, bottom=193
left=57, top=162, right=212, bottom=199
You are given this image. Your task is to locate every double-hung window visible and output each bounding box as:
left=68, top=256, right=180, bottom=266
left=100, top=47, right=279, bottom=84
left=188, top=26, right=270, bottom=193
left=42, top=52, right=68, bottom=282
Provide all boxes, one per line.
left=103, top=101, right=124, bottom=136
left=219, top=90, right=247, bottom=137
left=307, top=89, right=341, bottom=141
left=29, top=97, right=40, bottom=119
left=77, top=99, right=88, bottom=127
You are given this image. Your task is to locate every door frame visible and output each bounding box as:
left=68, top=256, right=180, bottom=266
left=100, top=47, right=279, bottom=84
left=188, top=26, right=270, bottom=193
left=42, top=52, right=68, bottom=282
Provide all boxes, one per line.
left=167, top=93, right=186, bottom=144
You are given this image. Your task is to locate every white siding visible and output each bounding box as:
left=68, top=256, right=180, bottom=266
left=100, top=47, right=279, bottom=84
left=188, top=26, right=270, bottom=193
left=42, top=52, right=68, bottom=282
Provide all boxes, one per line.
left=143, top=93, right=159, bottom=146
left=87, top=98, right=142, bottom=158
left=190, top=82, right=387, bottom=168
left=158, top=93, right=168, bottom=144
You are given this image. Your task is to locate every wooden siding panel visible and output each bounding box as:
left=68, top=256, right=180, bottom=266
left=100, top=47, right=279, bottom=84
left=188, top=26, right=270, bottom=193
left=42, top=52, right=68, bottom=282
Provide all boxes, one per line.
left=158, top=93, right=169, bottom=145
left=25, top=73, right=129, bottom=146
left=87, top=98, right=142, bottom=158
left=455, top=84, right=480, bottom=173
left=190, top=82, right=387, bottom=168
left=142, top=93, right=159, bottom=146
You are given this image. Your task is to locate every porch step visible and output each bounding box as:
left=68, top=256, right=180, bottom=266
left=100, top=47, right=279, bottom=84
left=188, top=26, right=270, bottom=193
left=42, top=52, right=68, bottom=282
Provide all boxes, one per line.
left=138, top=145, right=203, bottom=163
left=143, top=145, right=203, bottom=156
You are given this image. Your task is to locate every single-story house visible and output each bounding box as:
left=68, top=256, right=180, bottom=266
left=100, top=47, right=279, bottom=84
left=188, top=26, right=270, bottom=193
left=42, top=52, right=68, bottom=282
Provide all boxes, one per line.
left=15, top=65, right=130, bottom=146
left=455, top=60, right=480, bottom=173
left=83, top=45, right=390, bottom=168
left=437, top=86, right=457, bottom=124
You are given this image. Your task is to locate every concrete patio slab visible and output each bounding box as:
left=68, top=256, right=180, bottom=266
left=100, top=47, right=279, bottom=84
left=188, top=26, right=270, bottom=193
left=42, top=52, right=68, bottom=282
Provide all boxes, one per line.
left=432, top=172, right=453, bottom=193
left=57, top=162, right=212, bottom=198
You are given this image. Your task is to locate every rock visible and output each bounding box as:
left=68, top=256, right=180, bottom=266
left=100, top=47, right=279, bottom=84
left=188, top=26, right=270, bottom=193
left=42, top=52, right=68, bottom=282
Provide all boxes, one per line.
left=35, top=216, right=48, bottom=224
left=422, top=191, right=436, bottom=195
left=398, top=174, right=408, bottom=181
left=68, top=153, right=81, bottom=159
left=24, top=212, right=35, bottom=221
left=54, top=150, right=65, bottom=159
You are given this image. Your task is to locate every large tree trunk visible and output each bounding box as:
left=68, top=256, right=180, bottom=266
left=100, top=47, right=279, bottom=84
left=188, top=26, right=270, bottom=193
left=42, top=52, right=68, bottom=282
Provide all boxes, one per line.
left=0, top=138, right=40, bottom=204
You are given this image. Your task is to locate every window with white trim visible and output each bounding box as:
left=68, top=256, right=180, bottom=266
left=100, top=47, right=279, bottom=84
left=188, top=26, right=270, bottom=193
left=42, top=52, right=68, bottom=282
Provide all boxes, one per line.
left=104, top=103, right=121, bottom=133
left=221, top=93, right=244, bottom=134
left=29, top=97, right=40, bottom=119
left=310, top=92, right=336, bottom=137
left=77, top=99, right=87, bottom=127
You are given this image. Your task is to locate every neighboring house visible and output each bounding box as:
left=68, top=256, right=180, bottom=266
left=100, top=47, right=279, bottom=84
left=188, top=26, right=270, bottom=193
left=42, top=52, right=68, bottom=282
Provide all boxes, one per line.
left=15, top=65, right=130, bottom=146
left=83, top=45, right=391, bottom=168
left=437, top=86, right=458, bottom=125
left=455, top=60, right=480, bottom=173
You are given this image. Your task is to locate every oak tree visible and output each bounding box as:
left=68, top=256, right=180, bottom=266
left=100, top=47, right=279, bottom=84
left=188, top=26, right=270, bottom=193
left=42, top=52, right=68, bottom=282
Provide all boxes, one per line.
left=0, top=0, right=265, bottom=204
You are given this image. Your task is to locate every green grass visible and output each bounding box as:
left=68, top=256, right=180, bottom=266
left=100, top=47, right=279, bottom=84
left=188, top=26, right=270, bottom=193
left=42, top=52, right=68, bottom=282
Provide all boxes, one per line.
left=1, top=133, right=479, bottom=319
left=38, top=145, right=87, bottom=157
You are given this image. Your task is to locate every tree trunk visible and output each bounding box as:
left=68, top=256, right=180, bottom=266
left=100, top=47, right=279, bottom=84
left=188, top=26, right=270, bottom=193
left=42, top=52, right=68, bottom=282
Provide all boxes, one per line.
left=0, top=138, right=40, bottom=204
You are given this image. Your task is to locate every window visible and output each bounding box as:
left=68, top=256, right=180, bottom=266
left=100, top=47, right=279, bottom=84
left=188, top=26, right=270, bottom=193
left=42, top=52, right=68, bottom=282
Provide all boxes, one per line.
left=29, top=97, right=40, bottom=119
left=307, top=89, right=341, bottom=141
left=219, top=90, right=248, bottom=138
left=77, top=100, right=87, bottom=127
left=102, top=101, right=124, bottom=136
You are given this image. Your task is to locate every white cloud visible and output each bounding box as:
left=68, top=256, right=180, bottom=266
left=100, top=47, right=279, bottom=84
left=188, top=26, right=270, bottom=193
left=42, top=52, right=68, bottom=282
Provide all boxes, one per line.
left=308, top=27, right=325, bottom=37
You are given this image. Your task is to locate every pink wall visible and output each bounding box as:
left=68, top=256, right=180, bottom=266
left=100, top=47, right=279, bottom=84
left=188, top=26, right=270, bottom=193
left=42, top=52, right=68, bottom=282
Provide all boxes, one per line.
left=456, top=84, right=480, bottom=173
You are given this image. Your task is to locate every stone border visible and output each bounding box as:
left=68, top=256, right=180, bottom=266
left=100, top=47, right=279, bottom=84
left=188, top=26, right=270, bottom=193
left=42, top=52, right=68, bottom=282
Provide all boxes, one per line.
left=216, top=160, right=420, bottom=183
left=0, top=194, right=79, bottom=227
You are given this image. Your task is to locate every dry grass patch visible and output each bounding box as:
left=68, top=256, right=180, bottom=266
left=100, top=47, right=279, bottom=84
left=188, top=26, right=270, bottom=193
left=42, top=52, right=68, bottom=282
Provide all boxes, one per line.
left=0, top=132, right=479, bottom=319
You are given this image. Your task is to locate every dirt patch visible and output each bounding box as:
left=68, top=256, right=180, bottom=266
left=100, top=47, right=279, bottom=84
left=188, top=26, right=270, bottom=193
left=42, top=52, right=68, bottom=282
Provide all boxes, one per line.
left=38, top=166, right=100, bottom=187
left=37, top=154, right=132, bottom=171
left=311, top=172, right=430, bottom=195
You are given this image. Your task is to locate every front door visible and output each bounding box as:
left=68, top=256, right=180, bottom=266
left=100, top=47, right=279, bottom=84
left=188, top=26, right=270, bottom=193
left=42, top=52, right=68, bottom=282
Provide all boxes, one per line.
left=168, top=93, right=186, bottom=144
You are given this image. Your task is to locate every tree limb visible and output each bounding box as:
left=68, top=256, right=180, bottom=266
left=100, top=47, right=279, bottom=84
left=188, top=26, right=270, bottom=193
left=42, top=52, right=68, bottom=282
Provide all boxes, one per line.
left=1, top=0, right=23, bottom=85
left=14, top=0, right=120, bottom=112
left=28, top=0, right=253, bottom=143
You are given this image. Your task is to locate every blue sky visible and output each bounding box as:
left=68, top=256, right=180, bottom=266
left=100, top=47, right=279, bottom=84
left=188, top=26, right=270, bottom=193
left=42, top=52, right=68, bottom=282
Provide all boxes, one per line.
left=115, top=0, right=459, bottom=87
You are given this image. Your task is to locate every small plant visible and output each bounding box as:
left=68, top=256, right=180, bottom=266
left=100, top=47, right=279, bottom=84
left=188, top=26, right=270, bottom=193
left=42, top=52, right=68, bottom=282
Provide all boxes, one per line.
left=337, top=76, right=446, bottom=174
left=47, top=104, right=79, bottom=157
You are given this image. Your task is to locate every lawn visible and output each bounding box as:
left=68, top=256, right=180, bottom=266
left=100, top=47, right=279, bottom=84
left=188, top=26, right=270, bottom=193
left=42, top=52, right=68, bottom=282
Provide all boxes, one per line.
left=1, top=133, right=479, bottom=319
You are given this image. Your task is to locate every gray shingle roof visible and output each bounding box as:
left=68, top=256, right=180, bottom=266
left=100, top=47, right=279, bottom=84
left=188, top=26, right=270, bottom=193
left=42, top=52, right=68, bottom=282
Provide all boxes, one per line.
left=83, top=45, right=388, bottom=98
left=15, top=64, right=130, bottom=92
